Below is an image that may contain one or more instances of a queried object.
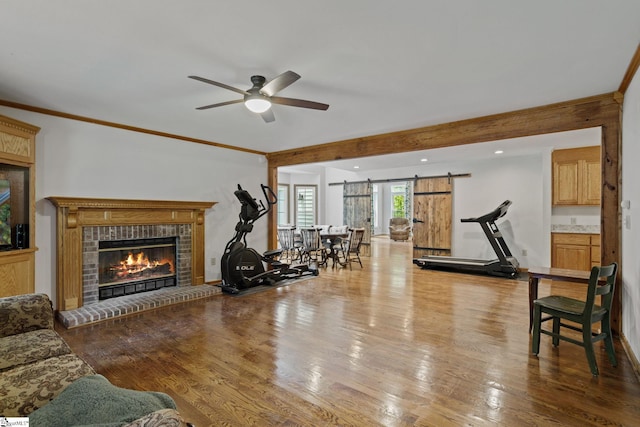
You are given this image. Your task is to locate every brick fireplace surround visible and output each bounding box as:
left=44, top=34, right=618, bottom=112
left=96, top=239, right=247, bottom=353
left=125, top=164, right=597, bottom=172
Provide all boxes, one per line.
left=47, top=197, right=219, bottom=327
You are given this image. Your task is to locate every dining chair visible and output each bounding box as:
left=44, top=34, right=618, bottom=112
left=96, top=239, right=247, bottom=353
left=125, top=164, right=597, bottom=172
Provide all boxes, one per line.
left=531, top=262, right=618, bottom=376
left=276, top=226, right=300, bottom=263
left=299, top=227, right=327, bottom=267
left=336, top=228, right=365, bottom=270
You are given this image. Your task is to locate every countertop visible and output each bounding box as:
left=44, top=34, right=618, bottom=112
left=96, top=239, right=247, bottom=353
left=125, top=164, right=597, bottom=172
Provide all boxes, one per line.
left=551, top=224, right=600, bottom=234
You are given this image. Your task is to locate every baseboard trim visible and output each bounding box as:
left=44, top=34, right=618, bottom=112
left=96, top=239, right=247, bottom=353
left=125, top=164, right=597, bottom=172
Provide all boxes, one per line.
left=620, top=333, right=640, bottom=383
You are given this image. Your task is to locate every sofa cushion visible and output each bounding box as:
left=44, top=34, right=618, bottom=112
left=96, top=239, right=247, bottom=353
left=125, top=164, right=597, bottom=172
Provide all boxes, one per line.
left=122, top=408, right=187, bottom=427
left=0, top=329, right=72, bottom=372
left=28, top=374, right=179, bottom=427
left=0, top=293, right=54, bottom=338
left=0, top=353, right=96, bottom=416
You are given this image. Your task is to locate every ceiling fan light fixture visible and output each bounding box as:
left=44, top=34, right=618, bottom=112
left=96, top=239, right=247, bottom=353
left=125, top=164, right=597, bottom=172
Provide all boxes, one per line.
left=244, top=95, right=272, bottom=113
left=190, top=71, right=328, bottom=123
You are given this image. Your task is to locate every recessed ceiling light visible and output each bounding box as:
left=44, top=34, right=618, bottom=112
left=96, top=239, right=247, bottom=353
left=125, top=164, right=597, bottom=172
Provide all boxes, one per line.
left=420, top=158, right=428, bottom=162
left=495, top=150, right=504, bottom=154
left=353, top=165, right=360, bottom=169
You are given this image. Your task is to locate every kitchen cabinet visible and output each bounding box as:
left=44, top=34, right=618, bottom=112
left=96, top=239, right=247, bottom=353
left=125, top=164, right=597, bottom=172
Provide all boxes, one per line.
left=551, top=233, right=600, bottom=271
left=590, top=234, right=601, bottom=269
left=552, top=146, right=600, bottom=206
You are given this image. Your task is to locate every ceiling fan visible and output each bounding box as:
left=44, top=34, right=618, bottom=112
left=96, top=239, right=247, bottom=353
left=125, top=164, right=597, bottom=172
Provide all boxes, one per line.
left=188, top=70, right=329, bottom=123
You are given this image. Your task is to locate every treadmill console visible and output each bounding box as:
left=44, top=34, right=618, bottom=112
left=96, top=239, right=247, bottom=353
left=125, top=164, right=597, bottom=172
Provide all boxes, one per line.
left=461, top=200, right=512, bottom=223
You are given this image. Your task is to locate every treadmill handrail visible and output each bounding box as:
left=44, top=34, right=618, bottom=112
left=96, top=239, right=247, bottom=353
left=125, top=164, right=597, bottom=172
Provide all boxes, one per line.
left=460, top=200, right=512, bottom=223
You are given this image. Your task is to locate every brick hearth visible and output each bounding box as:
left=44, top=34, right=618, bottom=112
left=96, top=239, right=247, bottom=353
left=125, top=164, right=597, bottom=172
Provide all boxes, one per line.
left=57, top=284, right=221, bottom=328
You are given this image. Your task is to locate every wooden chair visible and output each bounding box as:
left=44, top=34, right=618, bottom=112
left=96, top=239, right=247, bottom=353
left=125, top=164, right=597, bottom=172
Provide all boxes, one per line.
left=336, top=228, right=365, bottom=270
left=531, top=263, right=618, bottom=376
left=299, top=227, right=327, bottom=267
left=277, top=226, right=300, bottom=263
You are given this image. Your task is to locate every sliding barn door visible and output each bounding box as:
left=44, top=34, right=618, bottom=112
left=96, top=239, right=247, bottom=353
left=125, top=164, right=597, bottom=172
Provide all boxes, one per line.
left=412, top=177, right=452, bottom=259
left=343, top=182, right=372, bottom=256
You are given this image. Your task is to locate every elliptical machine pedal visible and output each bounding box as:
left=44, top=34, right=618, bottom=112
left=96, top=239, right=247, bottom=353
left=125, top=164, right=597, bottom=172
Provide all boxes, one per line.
left=221, top=284, right=240, bottom=294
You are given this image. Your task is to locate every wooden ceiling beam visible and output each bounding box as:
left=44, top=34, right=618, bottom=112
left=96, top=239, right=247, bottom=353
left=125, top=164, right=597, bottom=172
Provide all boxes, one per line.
left=266, top=92, right=622, bottom=168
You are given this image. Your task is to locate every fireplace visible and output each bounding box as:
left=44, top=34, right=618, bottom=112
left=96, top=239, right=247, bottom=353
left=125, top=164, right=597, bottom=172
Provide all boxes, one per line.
left=82, top=223, right=193, bottom=306
left=47, top=197, right=216, bottom=311
left=97, top=236, right=177, bottom=300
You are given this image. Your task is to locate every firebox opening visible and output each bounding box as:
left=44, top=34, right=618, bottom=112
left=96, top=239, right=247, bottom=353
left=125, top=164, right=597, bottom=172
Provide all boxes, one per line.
left=98, top=236, right=177, bottom=300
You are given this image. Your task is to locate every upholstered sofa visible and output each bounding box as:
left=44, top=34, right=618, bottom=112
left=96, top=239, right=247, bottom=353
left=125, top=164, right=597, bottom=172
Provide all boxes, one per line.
left=0, top=293, right=189, bottom=426
left=389, top=217, right=412, bottom=241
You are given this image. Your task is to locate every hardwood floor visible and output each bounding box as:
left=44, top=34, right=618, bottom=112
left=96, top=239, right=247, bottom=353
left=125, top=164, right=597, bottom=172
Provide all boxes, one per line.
left=57, top=237, right=640, bottom=426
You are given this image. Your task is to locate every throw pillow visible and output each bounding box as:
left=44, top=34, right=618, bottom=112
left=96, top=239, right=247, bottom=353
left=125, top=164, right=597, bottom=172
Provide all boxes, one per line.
left=28, top=374, right=177, bottom=427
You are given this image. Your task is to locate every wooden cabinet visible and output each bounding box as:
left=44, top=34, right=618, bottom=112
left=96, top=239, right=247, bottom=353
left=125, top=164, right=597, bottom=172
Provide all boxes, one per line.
left=0, top=114, right=39, bottom=297
left=551, top=233, right=600, bottom=271
left=552, top=146, right=601, bottom=206
left=590, top=234, right=601, bottom=269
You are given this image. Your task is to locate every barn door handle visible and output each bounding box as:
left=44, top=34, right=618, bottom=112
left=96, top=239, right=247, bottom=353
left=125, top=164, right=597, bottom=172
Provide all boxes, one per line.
left=412, top=218, right=424, bottom=224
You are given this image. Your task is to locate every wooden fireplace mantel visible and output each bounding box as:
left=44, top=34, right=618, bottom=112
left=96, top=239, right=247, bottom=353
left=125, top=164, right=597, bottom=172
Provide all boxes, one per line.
left=46, top=196, right=216, bottom=311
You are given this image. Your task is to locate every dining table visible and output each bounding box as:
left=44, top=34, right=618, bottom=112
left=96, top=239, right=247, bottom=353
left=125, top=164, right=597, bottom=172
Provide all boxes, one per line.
left=321, top=232, right=350, bottom=267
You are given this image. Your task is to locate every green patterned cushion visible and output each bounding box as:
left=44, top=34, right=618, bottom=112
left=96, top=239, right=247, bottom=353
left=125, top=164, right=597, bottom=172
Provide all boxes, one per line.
left=0, top=329, right=72, bottom=372
left=0, top=353, right=96, bottom=416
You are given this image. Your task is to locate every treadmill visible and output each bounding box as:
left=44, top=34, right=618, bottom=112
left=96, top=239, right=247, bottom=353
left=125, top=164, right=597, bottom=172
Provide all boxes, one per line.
left=413, top=200, right=519, bottom=278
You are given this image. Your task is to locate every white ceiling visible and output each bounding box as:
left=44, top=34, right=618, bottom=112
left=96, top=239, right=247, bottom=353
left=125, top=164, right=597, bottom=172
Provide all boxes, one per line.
left=2, top=1, right=639, bottom=160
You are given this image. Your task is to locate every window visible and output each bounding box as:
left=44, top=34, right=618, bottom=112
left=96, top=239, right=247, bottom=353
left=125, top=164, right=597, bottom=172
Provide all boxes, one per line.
left=277, top=184, right=290, bottom=226
left=294, top=185, right=317, bottom=227
left=391, top=183, right=407, bottom=218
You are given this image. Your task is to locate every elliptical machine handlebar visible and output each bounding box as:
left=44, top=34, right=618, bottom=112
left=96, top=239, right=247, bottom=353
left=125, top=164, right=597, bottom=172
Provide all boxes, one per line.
left=261, top=183, right=278, bottom=211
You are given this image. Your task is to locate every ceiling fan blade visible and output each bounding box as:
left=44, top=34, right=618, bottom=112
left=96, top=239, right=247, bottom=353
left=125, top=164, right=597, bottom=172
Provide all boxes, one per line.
left=270, top=96, right=329, bottom=111
left=188, top=76, right=248, bottom=96
left=195, top=99, right=244, bottom=110
left=260, top=109, right=275, bottom=123
left=260, top=71, right=301, bottom=97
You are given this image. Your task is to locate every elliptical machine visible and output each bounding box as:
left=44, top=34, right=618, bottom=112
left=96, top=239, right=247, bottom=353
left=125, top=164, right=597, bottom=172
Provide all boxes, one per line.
left=220, top=183, right=318, bottom=294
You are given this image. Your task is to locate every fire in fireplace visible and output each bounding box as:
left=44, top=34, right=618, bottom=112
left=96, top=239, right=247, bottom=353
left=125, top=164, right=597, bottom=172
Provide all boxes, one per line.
left=98, top=237, right=177, bottom=300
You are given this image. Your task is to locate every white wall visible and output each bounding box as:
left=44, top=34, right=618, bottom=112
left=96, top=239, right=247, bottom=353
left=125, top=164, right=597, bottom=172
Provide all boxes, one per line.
left=0, top=106, right=268, bottom=309
left=622, top=68, right=640, bottom=362
left=322, top=167, right=359, bottom=226
left=451, top=155, right=545, bottom=267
